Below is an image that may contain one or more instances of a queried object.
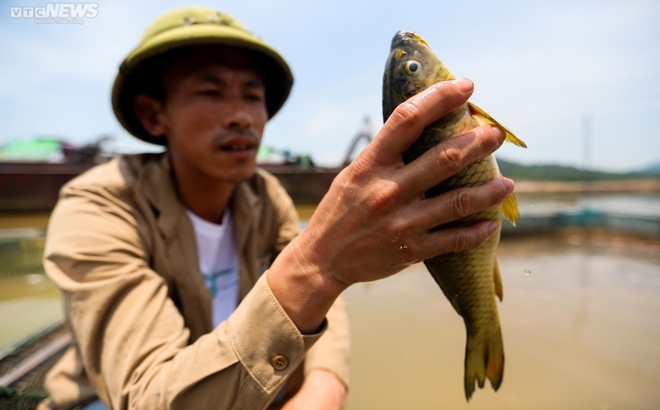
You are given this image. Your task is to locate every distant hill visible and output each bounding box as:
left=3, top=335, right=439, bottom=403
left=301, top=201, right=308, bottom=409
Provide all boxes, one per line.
left=497, top=159, right=659, bottom=181
left=637, top=161, right=660, bottom=175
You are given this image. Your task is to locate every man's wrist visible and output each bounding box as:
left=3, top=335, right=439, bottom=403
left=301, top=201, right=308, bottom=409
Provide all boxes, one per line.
left=267, top=237, right=348, bottom=334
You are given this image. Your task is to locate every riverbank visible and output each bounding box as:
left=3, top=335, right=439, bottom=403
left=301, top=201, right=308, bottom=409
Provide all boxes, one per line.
left=515, top=179, right=659, bottom=194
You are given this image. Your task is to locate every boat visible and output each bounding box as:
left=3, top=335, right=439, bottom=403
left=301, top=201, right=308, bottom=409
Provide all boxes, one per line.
left=0, top=160, right=347, bottom=211
left=0, top=138, right=110, bottom=212
left=0, top=161, right=99, bottom=212
left=0, top=124, right=375, bottom=211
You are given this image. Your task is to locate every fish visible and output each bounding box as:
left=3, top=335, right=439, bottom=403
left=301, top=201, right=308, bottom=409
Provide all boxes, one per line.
left=382, top=31, right=527, bottom=400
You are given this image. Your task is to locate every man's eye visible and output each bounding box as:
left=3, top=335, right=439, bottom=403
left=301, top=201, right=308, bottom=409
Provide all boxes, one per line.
left=246, top=94, right=264, bottom=102
left=197, top=89, right=220, bottom=96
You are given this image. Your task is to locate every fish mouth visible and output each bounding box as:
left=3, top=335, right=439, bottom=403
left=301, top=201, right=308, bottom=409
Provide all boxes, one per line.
left=392, top=30, right=429, bottom=49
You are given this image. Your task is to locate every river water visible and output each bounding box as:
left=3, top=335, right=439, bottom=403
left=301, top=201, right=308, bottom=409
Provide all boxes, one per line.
left=1, top=193, right=659, bottom=408
left=344, top=231, right=660, bottom=409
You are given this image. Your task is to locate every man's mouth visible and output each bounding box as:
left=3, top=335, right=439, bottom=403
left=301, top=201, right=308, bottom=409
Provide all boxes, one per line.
left=217, top=134, right=258, bottom=151
left=215, top=134, right=259, bottom=159
left=220, top=143, right=256, bottom=152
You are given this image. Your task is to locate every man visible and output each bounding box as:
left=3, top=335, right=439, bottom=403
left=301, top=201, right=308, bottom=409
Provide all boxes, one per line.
left=40, top=6, right=514, bottom=410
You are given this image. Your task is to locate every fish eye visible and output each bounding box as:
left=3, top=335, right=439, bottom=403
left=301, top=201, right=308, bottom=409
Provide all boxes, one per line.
left=405, top=60, right=421, bottom=75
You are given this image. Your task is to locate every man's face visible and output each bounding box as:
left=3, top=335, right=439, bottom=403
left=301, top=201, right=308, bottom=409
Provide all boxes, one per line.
left=151, top=47, right=269, bottom=185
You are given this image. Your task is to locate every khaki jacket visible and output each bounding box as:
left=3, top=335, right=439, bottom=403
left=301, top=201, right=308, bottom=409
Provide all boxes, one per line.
left=39, top=153, right=350, bottom=409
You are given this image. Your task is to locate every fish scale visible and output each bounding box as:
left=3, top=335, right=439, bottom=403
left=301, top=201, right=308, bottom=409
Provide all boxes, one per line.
left=382, top=30, right=526, bottom=400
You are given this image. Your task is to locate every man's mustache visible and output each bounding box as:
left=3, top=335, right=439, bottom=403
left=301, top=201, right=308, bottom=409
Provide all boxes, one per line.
left=211, top=129, right=260, bottom=147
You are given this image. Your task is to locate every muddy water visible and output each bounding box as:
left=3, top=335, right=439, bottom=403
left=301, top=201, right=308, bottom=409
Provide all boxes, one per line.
left=0, top=273, right=61, bottom=354
left=0, top=212, right=51, bottom=230
left=344, top=231, right=660, bottom=410
left=2, top=209, right=659, bottom=409
left=0, top=223, right=61, bottom=353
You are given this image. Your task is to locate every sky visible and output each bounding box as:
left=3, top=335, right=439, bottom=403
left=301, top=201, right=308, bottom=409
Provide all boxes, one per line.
left=1, top=0, right=658, bottom=172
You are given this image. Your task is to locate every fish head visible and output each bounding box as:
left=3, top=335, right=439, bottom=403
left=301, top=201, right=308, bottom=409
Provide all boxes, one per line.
left=382, top=31, right=455, bottom=122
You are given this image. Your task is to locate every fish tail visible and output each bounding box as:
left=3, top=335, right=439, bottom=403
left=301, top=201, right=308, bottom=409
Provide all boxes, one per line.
left=464, top=326, right=505, bottom=401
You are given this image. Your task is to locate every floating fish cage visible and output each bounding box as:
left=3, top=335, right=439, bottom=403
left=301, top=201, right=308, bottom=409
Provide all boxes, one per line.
left=0, top=231, right=65, bottom=409
left=501, top=208, right=659, bottom=238
left=0, top=321, right=70, bottom=409
left=0, top=231, right=46, bottom=279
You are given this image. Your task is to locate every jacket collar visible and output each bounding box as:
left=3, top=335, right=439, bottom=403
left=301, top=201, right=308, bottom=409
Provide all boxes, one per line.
left=141, top=152, right=262, bottom=254
left=138, top=153, right=264, bottom=335
left=140, top=153, right=182, bottom=243
left=231, top=174, right=261, bottom=255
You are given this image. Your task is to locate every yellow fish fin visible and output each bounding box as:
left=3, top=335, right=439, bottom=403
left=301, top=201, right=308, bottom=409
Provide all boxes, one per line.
left=468, top=101, right=527, bottom=148
left=493, top=259, right=503, bottom=302
left=425, top=262, right=463, bottom=316
left=440, top=282, right=463, bottom=316
left=501, top=192, right=520, bottom=226
left=464, top=326, right=504, bottom=400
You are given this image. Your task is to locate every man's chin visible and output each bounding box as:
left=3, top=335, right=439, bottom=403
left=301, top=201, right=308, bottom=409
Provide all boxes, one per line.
left=223, top=165, right=257, bottom=184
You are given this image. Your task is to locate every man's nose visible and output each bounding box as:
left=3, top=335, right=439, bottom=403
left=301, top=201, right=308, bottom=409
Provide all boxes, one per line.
left=223, top=100, right=253, bottom=129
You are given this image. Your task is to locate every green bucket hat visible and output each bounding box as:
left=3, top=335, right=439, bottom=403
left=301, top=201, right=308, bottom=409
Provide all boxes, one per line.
left=111, top=6, right=293, bottom=145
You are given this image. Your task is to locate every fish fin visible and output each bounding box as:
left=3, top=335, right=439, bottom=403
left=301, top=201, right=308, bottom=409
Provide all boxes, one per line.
left=424, top=260, right=463, bottom=316
left=464, top=326, right=505, bottom=401
left=501, top=192, right=520, bottom=226
left=446, top=293, right=463, bottom=317
left=493, top=259, right=503, bottom=302
left=468, top=101, right=527, bottom=148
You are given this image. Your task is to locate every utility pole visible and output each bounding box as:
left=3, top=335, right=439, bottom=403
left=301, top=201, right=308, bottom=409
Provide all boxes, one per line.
left=581, top=114, right=592, bottom=206
left=582, top=114, right=592, bottom=178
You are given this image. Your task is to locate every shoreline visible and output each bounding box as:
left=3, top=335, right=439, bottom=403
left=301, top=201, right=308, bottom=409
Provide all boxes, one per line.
left=514, top=179, right=659, bottom=194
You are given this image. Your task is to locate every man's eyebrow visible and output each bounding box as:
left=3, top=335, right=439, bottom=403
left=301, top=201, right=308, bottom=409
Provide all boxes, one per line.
left=195, top=73, right=225, bottom=84
left=243, top=78, right=264, bottom=90
left=193, top=73, right=264, bottom=89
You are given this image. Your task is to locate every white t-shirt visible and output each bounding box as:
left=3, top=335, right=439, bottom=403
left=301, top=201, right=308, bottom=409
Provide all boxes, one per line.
left=186, top=209, right=239, bottom=327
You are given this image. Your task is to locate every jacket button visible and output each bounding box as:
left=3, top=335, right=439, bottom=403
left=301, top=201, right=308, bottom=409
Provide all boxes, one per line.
left=272, top=354, right=289, bottom=370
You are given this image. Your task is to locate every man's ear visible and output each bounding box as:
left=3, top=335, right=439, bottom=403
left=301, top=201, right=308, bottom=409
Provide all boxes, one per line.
left=133, top=94, right=168, bottom=138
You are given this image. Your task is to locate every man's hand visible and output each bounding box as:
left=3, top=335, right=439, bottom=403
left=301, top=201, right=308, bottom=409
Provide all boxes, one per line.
left=282, top=369, right=346, bottom=410
left=268, top=78, right=512, bottom=333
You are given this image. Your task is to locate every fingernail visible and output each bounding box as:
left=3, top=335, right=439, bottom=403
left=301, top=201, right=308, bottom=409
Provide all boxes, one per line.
left=452, top=78, right=473, bottom=93
left=486, top=221, right=498, bottom=236
left=501, top=177, right=514, bottom=194
left=490, top=125, right=505, bottom=143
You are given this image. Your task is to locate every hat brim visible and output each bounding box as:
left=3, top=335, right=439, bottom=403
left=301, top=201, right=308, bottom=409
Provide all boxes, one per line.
left=112, top=23, right=293, bottom=146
